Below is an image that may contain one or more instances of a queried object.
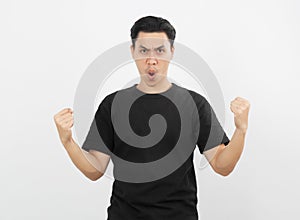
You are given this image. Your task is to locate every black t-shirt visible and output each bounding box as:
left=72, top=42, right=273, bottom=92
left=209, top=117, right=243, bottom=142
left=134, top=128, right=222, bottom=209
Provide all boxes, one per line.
left=82, top=83, right=230, bottom=220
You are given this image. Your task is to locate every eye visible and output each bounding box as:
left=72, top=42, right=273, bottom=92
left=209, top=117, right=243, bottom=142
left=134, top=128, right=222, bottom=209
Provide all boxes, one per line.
left=157, top=49, right=165, bottom=54
left=140, top=49, right=147, bottom=54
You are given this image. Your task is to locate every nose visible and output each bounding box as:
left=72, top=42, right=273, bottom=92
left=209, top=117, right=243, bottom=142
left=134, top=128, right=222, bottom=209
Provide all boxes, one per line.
left=146, top=57, right=158, bottom=65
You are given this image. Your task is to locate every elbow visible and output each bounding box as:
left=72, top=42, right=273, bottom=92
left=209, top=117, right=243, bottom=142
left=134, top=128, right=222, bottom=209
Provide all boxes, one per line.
left=214, top=159, right=234, bottom=177
left=89, top=176, right=99, bottom=181
left=87, top=171, right=104, bottom=181
left=218, top=169, right=232, bottom=176
left=215, top=164, right=234, bottom=176
left=92, top=172, right=104, bottom=181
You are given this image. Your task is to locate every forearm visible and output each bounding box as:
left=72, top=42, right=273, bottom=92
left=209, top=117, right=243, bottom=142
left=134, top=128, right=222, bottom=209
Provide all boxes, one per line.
left=63, top=138, right=103, bottom=181
left=215, top=128, right=247, bottom=174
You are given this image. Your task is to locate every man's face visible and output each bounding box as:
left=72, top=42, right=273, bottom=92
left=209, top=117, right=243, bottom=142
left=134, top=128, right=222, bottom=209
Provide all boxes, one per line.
left=130, top=31, right=174, bottom=86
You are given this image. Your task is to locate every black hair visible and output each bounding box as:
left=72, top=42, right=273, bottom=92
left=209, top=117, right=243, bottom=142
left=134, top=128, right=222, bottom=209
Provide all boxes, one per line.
left=130, top=15, right=176, bottom=48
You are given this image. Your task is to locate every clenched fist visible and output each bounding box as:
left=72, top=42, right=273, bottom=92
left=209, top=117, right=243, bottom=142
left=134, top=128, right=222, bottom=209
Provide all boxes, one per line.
left=54, top=108, right=74, bottom=145
left=230, top=97, right=250, bottom=133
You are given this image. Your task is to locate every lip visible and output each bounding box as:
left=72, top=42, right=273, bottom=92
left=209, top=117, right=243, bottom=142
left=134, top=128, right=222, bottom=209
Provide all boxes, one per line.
left=146, top=69, right=156, bottom=80
left=147, top=68, right=157, bottom=75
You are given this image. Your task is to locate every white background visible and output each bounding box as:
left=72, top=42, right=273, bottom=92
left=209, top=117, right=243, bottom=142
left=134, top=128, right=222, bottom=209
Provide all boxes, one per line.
left=1, top=0, right=300, bottom=219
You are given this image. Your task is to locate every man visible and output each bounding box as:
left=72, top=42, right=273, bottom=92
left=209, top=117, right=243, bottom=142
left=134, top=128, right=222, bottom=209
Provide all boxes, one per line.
left=54, top=15, right=250, bottom=220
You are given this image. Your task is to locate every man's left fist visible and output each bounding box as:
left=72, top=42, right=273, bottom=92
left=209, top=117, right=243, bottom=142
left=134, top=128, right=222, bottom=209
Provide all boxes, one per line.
left=230, top=97, right=250, bottom=133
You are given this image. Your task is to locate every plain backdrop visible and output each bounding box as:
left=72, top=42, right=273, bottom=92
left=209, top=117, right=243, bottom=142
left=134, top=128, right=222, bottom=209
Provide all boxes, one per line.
left=1, top=0, right=300, bottom=219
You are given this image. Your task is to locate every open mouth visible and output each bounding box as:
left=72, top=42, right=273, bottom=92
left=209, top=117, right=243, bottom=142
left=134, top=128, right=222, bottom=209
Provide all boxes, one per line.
left=147, top=68, right=157, bottom=75
left=147, top=69, right=156, bottom=80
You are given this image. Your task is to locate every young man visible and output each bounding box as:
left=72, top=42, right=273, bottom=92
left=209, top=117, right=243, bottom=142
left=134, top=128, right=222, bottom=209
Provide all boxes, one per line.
left=54, top=16, right=250, bottom=220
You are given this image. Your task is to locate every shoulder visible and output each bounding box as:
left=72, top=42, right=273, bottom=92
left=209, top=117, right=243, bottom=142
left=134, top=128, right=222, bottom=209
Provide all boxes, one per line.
left=94, top=91, right=118, bottom=116
left=170, top=84, right=211, bottom=113
left=173, top=83, right=206, bottom=102
left=185, top=87, right=208, bottom=107
left=97, top=85, right=134, bottom=111
left=102, top=85, right=135, bottom=104
left=102, top=91, right=118, bottom=105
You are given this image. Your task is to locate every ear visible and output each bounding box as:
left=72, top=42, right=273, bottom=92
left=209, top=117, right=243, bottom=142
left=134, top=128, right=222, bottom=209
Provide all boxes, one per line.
left=130, top=45, right=134, bottom=58
left=170, top=46, right=175, bottom=59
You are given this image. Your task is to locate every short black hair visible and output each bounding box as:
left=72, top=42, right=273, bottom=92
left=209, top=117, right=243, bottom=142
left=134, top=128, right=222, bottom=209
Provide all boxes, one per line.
left=130, top=15, right=176, bottom=48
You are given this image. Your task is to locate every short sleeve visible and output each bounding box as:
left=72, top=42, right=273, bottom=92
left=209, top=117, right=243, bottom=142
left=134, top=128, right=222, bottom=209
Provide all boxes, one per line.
left=194, top=96, right=230, bottom=154
left=81, top=96, right=114, bottom=156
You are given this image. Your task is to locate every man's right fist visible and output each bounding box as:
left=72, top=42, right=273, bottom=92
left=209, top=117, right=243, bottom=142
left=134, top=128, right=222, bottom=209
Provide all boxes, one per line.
left=54, top=108, right=74, bottom=145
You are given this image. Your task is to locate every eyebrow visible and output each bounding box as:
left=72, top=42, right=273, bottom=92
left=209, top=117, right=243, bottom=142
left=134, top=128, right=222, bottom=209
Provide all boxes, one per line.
left=138, top=45, right=165, bottom=50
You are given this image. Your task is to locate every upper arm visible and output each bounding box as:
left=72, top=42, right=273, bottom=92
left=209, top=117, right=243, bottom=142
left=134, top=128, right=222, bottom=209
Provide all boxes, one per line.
left=82, top=149, right=111, bottom=175
left=193, top=95, right=230, bottom=155
left=81, top=95, right=115, bottom=180
left=203, top=143, right=226, bottom=174
left=89, top=149, right=111, bottom=174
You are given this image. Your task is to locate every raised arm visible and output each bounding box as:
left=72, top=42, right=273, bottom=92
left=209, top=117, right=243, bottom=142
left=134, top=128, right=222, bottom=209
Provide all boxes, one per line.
left=204, top=97, right=250, bottom=176
left=64, top=138, right=110, bottom=181
left=54, top=108, right=110, bottom=181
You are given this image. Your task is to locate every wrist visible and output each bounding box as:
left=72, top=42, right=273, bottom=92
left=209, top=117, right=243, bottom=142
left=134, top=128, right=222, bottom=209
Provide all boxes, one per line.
left=62, top=138, right=75, bottom=150
left=236, top=127, right=247, bottom=134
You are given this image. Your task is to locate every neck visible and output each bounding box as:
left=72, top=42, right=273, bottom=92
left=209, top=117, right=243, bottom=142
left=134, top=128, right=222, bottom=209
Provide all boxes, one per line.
left=136, top=79, right=172, bottom=94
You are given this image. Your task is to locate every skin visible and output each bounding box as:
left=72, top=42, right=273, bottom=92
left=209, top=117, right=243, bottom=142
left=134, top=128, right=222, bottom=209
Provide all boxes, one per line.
left=130, top=32, right=251, bottom=176
left=130, top=31, right=174, bottom=94
left=205, top=97, right=250, bottom=176
left=53, top=108, right=109, bottom=180
left=54, top=31, right=250, bottom=180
